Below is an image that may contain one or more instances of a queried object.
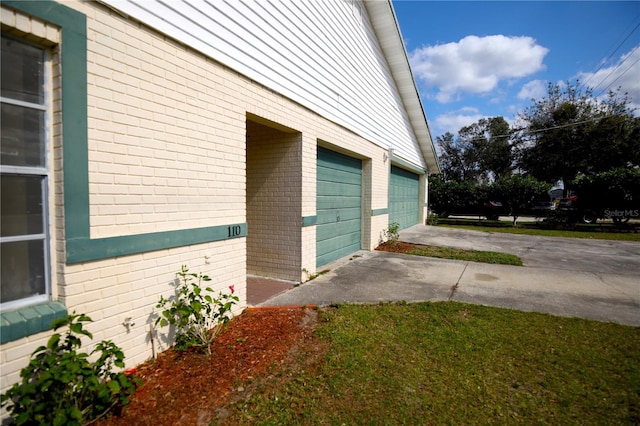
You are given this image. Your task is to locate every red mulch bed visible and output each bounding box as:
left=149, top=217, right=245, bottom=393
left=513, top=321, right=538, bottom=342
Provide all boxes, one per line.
left=97, top=307, right=319, bottom=426
left=375, top=241, right=420, bottom=253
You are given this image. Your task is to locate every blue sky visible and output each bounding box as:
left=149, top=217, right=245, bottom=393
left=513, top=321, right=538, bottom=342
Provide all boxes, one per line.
left=392, top=1, right=640, bottom=140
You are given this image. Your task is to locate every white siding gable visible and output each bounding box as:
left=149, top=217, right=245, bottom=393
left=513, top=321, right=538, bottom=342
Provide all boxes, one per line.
left=99, top=0, right=426, bottom=168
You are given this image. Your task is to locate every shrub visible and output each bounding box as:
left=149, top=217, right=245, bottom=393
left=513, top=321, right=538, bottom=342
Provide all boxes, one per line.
left=0, top=313, right=139, bottom=425
left=384, top=222, right=400, bottom=245
left=427, top=212, right=439, bottom=225
left=156, top=265, right=239, bottom=355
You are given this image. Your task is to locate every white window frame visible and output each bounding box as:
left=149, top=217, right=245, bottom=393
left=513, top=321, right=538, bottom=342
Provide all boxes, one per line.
left=0, top=35, right=53, bottom=311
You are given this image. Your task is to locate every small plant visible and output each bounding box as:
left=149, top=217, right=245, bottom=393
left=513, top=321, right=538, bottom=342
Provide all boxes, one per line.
left=302, top=268, right=330, bottom=282
left=384, top=221, right=400, bottom=245
left=156, top=265, right=239, bottom=354
left=0, top=313, right=139, bottom=426
left=427, top=212, right=439, bottom=225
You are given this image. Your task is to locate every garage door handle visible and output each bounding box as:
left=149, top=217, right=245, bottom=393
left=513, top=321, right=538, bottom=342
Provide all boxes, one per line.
left=336, top=215, right=340, bottom=222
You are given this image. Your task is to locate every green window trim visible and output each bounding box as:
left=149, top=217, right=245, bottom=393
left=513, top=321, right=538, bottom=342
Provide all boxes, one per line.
left=1, top=301, right=67, bottom=344
left=2, top=0, right=247, bottom=343
left=2, top=0, right=81, bottom=343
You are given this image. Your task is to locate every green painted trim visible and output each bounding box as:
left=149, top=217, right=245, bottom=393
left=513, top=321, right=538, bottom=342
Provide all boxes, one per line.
left=0, top=301, right=67, bottom=344
left=390, top=155, right=427, bottom=175
left=67, top=223, right=247, bottom=263
left=371, top=208, right=388, bottom=216
left=302, top=216, right=317, bottom=227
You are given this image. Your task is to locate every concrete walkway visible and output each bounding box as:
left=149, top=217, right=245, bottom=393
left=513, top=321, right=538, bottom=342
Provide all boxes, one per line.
left=258, top=225, right=640, bottom=326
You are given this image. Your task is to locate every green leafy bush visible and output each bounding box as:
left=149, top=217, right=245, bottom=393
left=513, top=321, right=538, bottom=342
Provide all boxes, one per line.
left=156, top=265, right=239, bottom=354
left=427, top=212, right=439, bottom=225
left=0, top=313, right=139, bottom=426
left=384, top=221, right=400, bottom=245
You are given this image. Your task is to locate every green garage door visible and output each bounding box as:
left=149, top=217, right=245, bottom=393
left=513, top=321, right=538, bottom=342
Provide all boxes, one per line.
left=316, top=147, right=362, bottom=267
left=389, top=165, right=420, bottom=230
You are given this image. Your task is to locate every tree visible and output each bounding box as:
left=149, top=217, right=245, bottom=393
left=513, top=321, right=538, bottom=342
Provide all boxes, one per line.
left=458, top=117, right=513, bottom=181
left=492, top=175, right=550, bottom=225
left=428, top=175, right=483, bottom=216
left=436, top=117, right=514, bottom=183
left=435, top=132, right=480, bottom=182
left=516, top=81, right=639, bottom=192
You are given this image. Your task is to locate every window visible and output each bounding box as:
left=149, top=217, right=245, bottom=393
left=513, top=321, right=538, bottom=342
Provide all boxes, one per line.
left=1, top=34, right=51, bottom=309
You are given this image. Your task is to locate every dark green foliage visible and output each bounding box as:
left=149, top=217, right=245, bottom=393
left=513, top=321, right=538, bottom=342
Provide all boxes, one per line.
left=433, top=82, right=638, bottom=221
left=156, top=265, right=239, bottom=354
left=492, top=174, right=551, bottom=224
left=0, top=313, right=139, bottom=425
left=436, top=117, right=513, bottom=182
left=428, top=174, right=549, bottom=224
left=516, top=81, right=639, bottom=189
left=572, top=168, right=640, bottom=222
left=428, top=175, right=486, bottom=216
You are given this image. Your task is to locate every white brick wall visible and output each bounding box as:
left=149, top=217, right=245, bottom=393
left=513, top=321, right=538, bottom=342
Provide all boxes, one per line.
left=1, top=1, right=417, bottom=413
left=246, top=120, right=302, bottom=281
left=85, top=2, right=247, bottom=239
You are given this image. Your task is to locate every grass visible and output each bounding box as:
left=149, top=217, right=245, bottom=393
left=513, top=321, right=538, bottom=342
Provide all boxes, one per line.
left=436, top=218, right=640, bottom=242
left=225, top=302, right=640, bottom=425
left=406, top=245, right=522, bottom=266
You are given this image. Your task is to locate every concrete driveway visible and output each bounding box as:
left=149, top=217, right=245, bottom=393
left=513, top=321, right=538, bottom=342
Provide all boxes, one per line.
left=260, top=225, right=640, bottom=326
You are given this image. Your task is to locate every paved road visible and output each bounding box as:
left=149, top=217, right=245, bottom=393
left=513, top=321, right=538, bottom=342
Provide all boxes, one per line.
left=262, top=225, right=640, bottom=326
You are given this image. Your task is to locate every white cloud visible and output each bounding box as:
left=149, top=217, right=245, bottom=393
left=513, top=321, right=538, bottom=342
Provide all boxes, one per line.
left=518, top=80, right=547, bottom=100
left=577, top=45, right=640, bottom=113
left=433, top=107, right=485, bottom=136
left=410, top=35, right=549, bottom=103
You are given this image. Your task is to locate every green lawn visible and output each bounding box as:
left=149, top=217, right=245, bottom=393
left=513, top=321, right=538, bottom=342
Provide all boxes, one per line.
left=435, top=218, right=640, bottom=241
left=225, top=303, right=639, bottom=425
left=407, top=245, right=522, bottom=265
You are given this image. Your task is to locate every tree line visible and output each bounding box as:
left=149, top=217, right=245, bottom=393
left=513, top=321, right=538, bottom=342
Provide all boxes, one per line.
left=430, top=80, right=640, bottom=224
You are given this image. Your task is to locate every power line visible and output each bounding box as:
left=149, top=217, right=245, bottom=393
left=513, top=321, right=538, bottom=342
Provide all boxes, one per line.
left=509, top=116, right=614, bottom=145
left=593, top=46, right=640, bottom=98
left=579, top=16, right=640, bottom=92
left=444, top=114, right=623, bottom=146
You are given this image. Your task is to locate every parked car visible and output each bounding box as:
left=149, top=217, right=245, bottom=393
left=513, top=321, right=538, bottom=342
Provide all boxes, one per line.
left=558, top=196, right=597, bottom=223
left=531, top=198, right=556, bottom=215
left=558, top=196, right=639, bottom=224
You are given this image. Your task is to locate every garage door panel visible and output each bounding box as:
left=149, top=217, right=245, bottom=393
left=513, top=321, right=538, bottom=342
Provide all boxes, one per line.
left=318, top=149, right=361, bottom=169
left=317, top=235, right=359, bottom=255
left=317, top=182, right=361, bottom=198
left=389, top=165, right=420, bottom=230
left=317, top=196, right=361, bottom=210
left=316, top=218, right=361, bottom=240
left=316, top=235, right=360, bottom=266
left=317, top=147, right=362, bottom=266
left=316, top=210, right=361, bottom=228
left=316, top=168, right=361, bottom=185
